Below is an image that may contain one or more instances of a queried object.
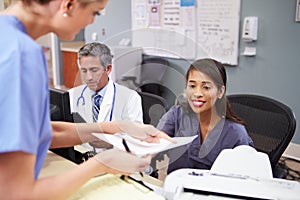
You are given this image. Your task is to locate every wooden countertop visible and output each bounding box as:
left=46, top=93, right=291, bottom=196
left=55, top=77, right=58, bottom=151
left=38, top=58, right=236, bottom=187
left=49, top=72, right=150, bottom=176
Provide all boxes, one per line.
left=39, top=151, right=76, bottom=178
left=61, top=41, right=85, bottom=52
left=40, top=151, right=164, bottom=187
left=39, top=151, right=165, bottom=199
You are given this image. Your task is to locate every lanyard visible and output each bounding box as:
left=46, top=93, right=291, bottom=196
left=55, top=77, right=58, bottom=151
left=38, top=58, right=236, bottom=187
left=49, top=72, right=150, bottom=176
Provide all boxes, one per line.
left=109, top=83, right=116, bottom=121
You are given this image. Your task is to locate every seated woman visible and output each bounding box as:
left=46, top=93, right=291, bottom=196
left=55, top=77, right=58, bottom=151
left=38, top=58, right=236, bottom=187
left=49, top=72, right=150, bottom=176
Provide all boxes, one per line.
left=156, top=58, right=254, bottom=174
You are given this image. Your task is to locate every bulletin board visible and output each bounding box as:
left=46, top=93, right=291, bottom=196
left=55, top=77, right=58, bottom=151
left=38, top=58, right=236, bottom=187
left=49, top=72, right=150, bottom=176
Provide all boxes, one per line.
left=131, top=0, right=241, bottom=65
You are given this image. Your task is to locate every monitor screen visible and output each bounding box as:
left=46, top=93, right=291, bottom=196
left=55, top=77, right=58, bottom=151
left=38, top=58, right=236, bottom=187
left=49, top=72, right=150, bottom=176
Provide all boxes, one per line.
left=49, top=88, right=73, bottom=122
left=49, top=88, right=84, bottom=164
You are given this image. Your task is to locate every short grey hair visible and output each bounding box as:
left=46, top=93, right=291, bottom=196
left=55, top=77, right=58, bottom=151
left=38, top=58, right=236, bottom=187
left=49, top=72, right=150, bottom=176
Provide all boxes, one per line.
left=78, top=42, right=113, bottom=70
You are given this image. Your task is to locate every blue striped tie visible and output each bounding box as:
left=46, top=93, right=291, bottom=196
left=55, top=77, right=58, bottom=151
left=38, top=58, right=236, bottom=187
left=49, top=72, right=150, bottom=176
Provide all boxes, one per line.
left=92, top=94, right=101, bottom=122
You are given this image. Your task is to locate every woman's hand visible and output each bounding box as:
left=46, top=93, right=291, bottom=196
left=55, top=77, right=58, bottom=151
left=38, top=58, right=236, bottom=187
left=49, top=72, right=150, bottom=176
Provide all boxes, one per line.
left=114, top=121, right=174, bottom=143
left=94, top=149, right=151, bottom=175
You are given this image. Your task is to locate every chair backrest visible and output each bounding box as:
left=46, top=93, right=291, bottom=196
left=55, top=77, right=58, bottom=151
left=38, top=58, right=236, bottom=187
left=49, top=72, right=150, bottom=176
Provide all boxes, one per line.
left=139, top=57, right=170, bottom=97
left=138, top=91, right=169, bottom=126
left=140, top=57, right=169, bottom=83
left=227, top=94, right=296, bottom=170
left=118, top=57, right=171, bottom=98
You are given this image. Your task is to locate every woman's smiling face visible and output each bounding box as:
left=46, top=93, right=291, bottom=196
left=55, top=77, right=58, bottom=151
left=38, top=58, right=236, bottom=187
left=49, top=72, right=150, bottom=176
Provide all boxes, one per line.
left=185, top=69, right=223, bottom=115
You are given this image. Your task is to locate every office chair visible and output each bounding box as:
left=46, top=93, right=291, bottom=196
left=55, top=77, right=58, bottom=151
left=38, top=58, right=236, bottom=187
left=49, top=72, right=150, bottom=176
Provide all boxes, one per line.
left=117, top=56, right=177, bottom=106
left=227, top=94, right=296, bottom=177
left=138, top=91, right=169, bottom=127
left=139, top=57, right=169, bottom=96
left=138, top=91, right=169, bottom=178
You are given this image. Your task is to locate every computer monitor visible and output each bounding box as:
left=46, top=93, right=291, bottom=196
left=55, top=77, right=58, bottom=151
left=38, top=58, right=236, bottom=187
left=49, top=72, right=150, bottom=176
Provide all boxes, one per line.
left=49, top=88, right=73, bottom=122
left=49, top=88, right=83, bottom=164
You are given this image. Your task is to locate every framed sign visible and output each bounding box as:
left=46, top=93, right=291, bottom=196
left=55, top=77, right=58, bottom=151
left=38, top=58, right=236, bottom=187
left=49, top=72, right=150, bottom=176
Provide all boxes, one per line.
left=296, top=0, right=300, bottom=22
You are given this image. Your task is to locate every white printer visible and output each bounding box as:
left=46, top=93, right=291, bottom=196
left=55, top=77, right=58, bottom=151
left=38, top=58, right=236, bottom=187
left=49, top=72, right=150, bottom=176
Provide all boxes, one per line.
left=163, top=146, right=300, bottom=200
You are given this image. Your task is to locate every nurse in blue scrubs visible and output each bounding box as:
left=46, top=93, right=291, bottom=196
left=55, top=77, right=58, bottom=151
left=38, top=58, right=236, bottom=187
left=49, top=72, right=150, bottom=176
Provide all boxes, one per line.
left=0, top=0, right=171, bottom=199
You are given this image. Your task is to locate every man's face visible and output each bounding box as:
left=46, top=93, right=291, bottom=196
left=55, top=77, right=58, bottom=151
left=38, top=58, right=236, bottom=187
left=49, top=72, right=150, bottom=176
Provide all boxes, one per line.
left=79, top=56, right=110, bottom=92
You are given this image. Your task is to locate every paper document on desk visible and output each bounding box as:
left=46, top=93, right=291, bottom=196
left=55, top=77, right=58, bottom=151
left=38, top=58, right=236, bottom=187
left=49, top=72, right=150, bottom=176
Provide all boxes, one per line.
left=68, top=174, right=164, bottom=200
left=92, top=133, right=197, bottom=156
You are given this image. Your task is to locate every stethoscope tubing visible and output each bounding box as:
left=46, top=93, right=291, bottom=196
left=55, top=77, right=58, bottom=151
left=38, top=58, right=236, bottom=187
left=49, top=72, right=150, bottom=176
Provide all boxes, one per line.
left=76, top=85, right=88, bottom=107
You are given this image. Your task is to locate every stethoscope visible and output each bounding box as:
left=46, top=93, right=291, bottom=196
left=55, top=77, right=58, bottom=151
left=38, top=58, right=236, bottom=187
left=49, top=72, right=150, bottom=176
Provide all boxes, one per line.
left=76, top=83, right=116, bottom=121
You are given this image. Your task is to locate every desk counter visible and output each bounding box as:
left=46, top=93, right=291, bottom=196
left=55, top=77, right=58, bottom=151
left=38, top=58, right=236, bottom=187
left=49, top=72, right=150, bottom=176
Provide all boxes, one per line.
left=40, top=151, right=164, bottom=200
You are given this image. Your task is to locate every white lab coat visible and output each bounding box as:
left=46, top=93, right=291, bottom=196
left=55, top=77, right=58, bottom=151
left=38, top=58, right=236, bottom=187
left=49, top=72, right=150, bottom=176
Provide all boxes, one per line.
left=69, top=79, right=143, bottom=123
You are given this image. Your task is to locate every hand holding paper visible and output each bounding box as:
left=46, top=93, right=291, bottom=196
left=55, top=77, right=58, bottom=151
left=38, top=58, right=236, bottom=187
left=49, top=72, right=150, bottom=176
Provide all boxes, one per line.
left=92, top=133, right=198, bottom=156
left=114, top=121, right=174, bottom=143
left=94, top=148, right=151, bottom=175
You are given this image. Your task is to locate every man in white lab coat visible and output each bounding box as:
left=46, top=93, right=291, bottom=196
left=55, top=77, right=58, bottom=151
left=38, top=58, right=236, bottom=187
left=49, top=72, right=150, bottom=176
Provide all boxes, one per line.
left=69, top=42, right=143, bottom=154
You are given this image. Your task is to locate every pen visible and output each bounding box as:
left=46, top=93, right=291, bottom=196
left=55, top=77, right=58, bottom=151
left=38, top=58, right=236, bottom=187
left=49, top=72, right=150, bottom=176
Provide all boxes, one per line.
left=122, top=138, right=131, bottom=153
left=122, top=138, right=144, bottom=177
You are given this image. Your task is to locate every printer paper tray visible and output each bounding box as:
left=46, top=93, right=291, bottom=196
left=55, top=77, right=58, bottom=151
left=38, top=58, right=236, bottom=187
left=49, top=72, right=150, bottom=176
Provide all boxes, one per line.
left=183, top=188, right=273, bottom=200
left=181, top=172, right=300, bottom=200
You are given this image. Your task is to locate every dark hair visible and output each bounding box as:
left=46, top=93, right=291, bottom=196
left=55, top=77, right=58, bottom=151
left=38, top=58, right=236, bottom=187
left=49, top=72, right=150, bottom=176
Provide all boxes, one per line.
left=186, top=58, right=246, bottom=126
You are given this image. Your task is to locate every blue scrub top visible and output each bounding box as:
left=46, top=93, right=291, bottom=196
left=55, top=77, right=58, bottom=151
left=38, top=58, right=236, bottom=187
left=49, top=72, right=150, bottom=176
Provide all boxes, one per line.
left=157, top=105, right=254, bottom=173
left=0, top=15, right=52, bottom=179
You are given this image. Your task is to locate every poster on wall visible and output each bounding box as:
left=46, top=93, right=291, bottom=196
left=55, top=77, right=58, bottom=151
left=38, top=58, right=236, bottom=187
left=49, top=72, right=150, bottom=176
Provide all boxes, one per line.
left=197, top=0, right=240, bottom=65
left=132, top=0, right=148, bottom=28
left=132, top=0, right=197, bottom=59
left=296, top=0, right=300, bottom=22
left=131, top=0, right=241, bottom=64
left=148, top=0, right=161, bottom=27
left=162, top=0, right=181, bottom=29
left=181, top=0, right=196, bottom=31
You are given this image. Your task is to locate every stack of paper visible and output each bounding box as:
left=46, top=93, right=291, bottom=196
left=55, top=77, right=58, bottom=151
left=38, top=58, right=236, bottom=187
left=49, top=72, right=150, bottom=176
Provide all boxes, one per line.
left=92, top=133, right=198, bottom=156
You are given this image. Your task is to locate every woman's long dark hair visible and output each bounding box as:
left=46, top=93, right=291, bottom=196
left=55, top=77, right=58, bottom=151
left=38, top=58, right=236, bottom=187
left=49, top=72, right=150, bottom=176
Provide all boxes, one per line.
left=186, top=58, right=246, bottom=126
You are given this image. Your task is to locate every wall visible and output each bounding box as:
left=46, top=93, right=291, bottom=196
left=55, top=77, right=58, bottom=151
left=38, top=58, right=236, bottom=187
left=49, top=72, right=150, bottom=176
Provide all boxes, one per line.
left=85, top=0, right=300, bottom=145
left=85, top=0, right=132, bottom=43
left=229, top=0, right=300, bottom=144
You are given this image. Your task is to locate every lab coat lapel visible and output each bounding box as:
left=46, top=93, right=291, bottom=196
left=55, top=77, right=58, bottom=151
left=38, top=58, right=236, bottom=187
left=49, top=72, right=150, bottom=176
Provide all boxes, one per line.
left=97, top=80, right=114, bottom=122
left=83, top=86, right=94, bottom=122
left=71, top=85, right=93, bottom=123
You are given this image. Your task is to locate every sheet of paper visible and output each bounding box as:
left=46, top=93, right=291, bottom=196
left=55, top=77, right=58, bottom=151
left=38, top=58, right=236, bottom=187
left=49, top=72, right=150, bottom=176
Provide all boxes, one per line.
left=68, top=174, right=165, bottom=200
left=92, top=133, right=198, bottom=156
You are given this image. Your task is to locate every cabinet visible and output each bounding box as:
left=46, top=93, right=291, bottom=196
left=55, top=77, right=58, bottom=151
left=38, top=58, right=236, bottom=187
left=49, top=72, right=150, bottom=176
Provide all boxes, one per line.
left=61, top=42, right=84, bottom=88
left=62, top=51, right=82, bottom=88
